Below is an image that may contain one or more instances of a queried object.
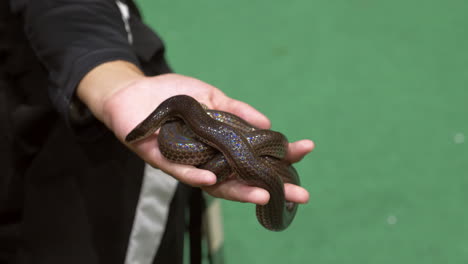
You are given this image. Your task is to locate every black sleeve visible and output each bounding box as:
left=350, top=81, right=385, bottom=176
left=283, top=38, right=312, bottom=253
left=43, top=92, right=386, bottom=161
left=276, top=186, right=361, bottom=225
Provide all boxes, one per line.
left=12, top=0, right=141, bottom=124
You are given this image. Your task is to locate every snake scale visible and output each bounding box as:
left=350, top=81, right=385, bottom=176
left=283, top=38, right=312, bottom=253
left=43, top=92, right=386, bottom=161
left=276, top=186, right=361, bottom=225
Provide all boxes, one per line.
left=125, top=95, right=300, bottom=231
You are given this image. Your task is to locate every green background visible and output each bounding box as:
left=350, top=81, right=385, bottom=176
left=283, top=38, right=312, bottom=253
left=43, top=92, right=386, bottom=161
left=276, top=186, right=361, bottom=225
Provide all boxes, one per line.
left=137, top=0, right=468, bottom=263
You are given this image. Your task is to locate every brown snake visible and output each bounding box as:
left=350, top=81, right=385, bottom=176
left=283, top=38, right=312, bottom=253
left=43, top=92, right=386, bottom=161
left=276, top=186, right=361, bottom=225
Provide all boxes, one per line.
left=125, top=95, right=300, bottom=231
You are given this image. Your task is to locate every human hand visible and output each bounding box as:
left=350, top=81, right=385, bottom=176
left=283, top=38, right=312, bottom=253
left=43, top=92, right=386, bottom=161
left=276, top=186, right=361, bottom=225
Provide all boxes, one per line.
left=78, top=62, right=313, bottom=205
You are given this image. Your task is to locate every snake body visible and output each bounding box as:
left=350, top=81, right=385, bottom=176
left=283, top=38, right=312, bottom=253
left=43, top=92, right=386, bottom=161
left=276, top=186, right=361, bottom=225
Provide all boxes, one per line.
left=125, top=95, right=300, bottom=231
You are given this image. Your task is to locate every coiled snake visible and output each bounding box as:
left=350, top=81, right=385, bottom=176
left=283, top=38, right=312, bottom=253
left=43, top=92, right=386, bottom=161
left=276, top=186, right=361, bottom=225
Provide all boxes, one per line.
left=125, top=95, right=300, bottom=231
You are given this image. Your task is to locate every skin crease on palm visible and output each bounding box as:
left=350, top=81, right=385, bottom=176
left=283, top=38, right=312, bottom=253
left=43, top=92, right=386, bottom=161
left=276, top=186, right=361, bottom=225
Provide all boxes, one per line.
left=77, top=60, right=314, bottom=206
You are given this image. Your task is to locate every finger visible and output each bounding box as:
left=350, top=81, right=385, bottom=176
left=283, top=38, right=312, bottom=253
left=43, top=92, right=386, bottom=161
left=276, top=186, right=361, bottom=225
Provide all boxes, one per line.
left=154, top=153, right=218, bottom=187
left=203, top=180, right=270, bottom=205
left=216, top=97, right=271, bottom=129
left=285, top=139, right=315, bottom=163
left=128, top=137, right=217, bottom=187
left=284, top=183, right=310, bottom=204
left=158, top=163, right=217, bottom=187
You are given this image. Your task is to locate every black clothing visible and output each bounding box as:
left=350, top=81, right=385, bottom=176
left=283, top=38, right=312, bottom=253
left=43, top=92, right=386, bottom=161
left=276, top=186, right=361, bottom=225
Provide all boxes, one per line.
left=0, top=0, right=190, bottom=263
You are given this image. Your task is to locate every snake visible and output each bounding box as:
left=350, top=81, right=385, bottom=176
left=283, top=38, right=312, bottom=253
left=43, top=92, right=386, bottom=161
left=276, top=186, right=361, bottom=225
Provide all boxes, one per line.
left=125, top=95, right=300, bottom=231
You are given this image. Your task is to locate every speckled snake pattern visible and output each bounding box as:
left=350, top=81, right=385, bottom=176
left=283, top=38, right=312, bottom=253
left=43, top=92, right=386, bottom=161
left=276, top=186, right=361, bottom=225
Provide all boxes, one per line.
left=125, top=95, right=300, bottom=231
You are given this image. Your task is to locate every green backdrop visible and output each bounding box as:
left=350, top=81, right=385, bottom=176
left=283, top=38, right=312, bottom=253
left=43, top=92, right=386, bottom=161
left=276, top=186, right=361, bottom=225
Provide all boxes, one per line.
left=137, top=0, right=468, bottom=263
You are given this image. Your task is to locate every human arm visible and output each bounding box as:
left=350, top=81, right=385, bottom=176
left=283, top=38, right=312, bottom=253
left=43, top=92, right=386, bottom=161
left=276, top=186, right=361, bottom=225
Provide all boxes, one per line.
left=16, top=0, right=313, bottom=204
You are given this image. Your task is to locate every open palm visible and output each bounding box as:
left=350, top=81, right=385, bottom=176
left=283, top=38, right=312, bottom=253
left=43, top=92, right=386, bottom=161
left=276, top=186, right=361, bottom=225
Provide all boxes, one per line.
left=102, top=73, right=313, bottom=205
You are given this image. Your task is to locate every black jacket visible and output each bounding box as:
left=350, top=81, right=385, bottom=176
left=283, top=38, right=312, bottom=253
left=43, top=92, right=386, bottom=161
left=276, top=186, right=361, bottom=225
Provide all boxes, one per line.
left=0, top=1, right=192, bottom=263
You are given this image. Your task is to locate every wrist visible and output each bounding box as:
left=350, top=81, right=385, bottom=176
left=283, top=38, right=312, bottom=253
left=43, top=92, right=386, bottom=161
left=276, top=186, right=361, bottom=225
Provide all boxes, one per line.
left=77, top=60, right=145, bottom=124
